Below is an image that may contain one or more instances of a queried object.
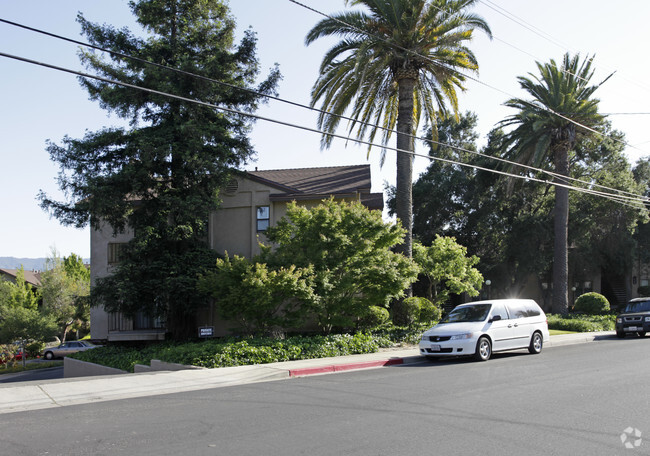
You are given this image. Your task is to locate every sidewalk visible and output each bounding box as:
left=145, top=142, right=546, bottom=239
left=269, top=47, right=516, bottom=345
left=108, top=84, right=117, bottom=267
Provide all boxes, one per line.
left=0, top=331, right=615, bottom=415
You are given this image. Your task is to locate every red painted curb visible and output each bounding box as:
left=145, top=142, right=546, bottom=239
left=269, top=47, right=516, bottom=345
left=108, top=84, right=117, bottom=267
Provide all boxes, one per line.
left=288, top=358, right=404, bottom=377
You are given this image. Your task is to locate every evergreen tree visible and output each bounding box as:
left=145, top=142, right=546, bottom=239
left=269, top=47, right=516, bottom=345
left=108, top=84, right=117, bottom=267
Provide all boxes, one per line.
left=39, top=0, right=280, bottom=338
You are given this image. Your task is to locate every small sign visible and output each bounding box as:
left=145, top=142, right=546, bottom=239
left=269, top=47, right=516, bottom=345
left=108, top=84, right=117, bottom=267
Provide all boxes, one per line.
left=198, top=326, right=214, bottom=338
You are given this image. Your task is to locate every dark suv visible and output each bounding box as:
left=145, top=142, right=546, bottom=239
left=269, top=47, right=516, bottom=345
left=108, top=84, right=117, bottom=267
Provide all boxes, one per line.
left=616, top=298, right=650, bottom=338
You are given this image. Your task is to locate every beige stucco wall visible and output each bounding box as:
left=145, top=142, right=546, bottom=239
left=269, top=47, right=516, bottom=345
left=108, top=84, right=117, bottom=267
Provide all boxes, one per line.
left=91, top=175, right=367, bottom=339
left=90, top=223, right=133, bottom=341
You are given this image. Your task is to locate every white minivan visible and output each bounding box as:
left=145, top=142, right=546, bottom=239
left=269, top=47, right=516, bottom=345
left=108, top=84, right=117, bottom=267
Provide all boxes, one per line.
left=419, top=299, right=550, bottom=361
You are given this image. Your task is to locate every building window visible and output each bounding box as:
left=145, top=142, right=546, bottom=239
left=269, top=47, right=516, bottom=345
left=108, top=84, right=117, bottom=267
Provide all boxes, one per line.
left=256, top=206, right=270, bottom=232
left=108, top=242, right=126, bottom=264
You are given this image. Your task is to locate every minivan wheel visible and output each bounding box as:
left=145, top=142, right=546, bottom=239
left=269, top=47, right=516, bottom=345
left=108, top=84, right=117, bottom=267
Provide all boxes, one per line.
left=474, top=336, right=491, bottom=361
left=44, top=351, right=54, bottom=360
left=528, top=332, right=543, bottom=354
left=616, top=331, right=626, bottom=339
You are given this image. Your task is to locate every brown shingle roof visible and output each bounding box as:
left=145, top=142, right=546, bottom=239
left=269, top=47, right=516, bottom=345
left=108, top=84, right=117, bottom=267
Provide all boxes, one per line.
left=248, top=165, right=371, bottom=196
left=0, top=268, right=42, bottom=288
left=246, top=164, right=383, bottom=210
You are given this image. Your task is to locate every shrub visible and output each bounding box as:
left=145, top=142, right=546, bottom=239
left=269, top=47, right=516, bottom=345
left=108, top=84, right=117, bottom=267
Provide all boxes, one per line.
left=573, top=292, right=610, bottom=315
left=357, top=306, right=390, bottom=330
left=547, top=314, right=615, bottom=332
left=26, top=342, right=45, bottom=358
left=418, top=298, right=442, bottom=323
left=392, top=297, right=421, bottom=326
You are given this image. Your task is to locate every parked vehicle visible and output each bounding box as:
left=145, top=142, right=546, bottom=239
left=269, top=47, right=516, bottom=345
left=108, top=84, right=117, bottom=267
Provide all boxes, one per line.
left=615, top=298, right=650, bottom=338
left=43, top=341, right=100, bottom=360
left=419, top=299, right=550, bottom=361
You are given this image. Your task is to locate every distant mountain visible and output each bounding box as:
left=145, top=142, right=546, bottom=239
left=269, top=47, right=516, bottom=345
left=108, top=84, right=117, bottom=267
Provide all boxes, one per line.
left=0, top=257, right=48, bottom=271
left=0, top=257, right=90, bottom=271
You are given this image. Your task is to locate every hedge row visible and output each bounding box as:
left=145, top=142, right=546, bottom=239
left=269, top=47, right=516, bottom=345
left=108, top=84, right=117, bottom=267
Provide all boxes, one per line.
left=72, top=332, right=399, bottom=372
left=546, top=314, right=615, bottom=332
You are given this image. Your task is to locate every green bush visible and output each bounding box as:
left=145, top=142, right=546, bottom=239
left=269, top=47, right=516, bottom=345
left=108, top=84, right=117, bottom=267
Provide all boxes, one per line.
left=573, top=292, right=610, bottom=315
left=392, top=297, right=422, bottom=326
left=71, top=332, right=386, bottom=372
left=26, top=342, right=45, bottom=358
left=418, top=298, right=442, bottom=323
left=357, top=306, right=390, bottom=330
left=547, top=314, right=615, bottom=332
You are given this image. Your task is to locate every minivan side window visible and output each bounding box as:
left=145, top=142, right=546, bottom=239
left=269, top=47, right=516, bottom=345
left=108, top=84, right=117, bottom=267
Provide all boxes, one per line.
left=490, top=303, right=509, bottom=321
left=507, top=304, right=528, bottom=319
left=525, top=303, right=541, bottom=317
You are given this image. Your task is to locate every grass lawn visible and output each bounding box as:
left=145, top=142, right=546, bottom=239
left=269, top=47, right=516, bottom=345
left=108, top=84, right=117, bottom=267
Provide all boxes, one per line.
left=549, top=329, right=577, bottom=336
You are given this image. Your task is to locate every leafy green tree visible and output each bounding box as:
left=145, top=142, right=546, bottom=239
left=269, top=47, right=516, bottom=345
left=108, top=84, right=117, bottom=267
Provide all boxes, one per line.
left=40, top=251, right=90, bottom=342
left=38, top=0, right=280, bottom=339
left=0, top=306, right=58, bottom=345
left=0, top=267, right=39, bottom=311
left=305, top=0, right=491, bottom=263
left=263, top=199, right=419, bottom=333
left=198, top=255, right=316, bottom=336
left=413, top=236, right=482, bottom=305
left=499, top=53, right=609, bottom=314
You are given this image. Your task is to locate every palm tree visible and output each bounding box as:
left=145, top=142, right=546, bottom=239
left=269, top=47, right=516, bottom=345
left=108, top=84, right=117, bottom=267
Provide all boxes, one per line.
left=500, top=53, right=609, bottom=314
left=305, top=0, right=491, bottom=262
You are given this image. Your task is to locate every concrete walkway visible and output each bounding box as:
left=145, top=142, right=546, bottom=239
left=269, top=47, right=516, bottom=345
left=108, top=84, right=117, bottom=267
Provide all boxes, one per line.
left=0, top=331, right=615, bottom=415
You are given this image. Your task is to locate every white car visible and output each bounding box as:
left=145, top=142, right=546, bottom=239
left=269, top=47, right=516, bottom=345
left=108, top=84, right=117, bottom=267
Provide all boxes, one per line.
left=43, top=341, right=101, bottom=360
left=419, top=299, right=550, bottom=361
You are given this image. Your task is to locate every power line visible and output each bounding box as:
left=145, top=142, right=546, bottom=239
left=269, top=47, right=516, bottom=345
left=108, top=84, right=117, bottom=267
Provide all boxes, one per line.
left=1, top=17, right=642, bottom=204
left=1, top=50, right=646, bottom=209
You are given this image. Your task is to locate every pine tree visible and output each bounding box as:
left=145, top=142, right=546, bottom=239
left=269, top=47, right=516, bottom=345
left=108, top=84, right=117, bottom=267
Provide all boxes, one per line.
left=40, top=0, right=280, bottom=338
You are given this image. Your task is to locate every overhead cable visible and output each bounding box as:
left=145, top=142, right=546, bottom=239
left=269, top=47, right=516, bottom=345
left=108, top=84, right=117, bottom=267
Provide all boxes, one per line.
left=0, top=17, right=642, bottom=203
left=0, top=50, right=646, bottom=209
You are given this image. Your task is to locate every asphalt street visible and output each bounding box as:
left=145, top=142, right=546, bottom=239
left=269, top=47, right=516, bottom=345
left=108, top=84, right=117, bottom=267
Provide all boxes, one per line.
left=0, top=335, right=647, bottom=456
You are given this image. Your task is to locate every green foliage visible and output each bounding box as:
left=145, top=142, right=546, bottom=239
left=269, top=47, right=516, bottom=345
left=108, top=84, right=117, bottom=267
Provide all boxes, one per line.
left=38, top=0, right=280, bottom=340
left=392, top=297, right=422, bottom=327
left=0, top=267, right=39, bottom=310
left=72, top=333, right=384, bottom=372
left=547, top=314, right=615, bottom=332
left=198, top=255, right=316, bottom=335
left=40, top=249, right=90, bottom=342
left=26, top=341, right=45, bottom=358
left=418, top=298, right=442, bottom=323
left=263, top=199, right=419, bottom=333
left=0, top=306, right=58, bottom=344
left=573, top=292, right=610, bottom=315
left=412, top=237, right=483, bottom=305
left=357, top=306, right=390, bottom=330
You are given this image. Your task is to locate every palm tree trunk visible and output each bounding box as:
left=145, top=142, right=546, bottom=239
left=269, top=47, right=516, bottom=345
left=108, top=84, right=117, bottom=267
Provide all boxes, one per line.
left=395, top=77, right=415, bottom=260
left=552, top=146, right=570, bottom=315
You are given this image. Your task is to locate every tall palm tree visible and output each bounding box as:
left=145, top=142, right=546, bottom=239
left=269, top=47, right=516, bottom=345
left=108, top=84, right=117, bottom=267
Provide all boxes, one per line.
left=500, top=53, right=609, bottom=314
left=305, top=0, right=491, bottom=262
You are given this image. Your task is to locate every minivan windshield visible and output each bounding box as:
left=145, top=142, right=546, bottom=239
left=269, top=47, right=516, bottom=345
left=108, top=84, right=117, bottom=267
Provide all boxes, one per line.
left=624, top=300, right=650, bottom=313
left=441, top=304, right=491, bottom=323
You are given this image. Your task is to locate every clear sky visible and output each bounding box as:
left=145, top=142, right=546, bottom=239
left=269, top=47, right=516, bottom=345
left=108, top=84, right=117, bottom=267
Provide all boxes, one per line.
left=1, top=0, right=649, bottom=259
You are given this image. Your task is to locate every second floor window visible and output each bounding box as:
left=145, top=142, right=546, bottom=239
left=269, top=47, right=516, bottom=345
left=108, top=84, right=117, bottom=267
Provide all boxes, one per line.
left=257, top=206, right=270, bottom=232
left=108, top=242, right=127, bottom=264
